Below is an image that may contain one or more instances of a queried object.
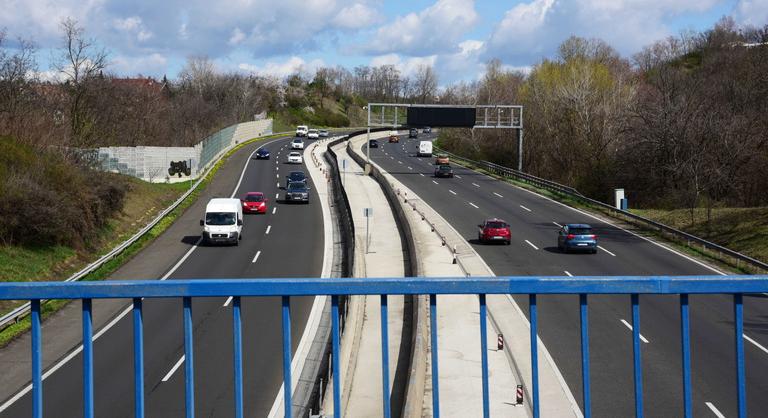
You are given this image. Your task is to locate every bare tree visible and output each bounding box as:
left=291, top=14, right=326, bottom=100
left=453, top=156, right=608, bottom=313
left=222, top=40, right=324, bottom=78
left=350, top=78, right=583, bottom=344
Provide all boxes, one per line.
left=0, top=29, right=38, bottom=136
left=413, top=64, right=438, bottom=103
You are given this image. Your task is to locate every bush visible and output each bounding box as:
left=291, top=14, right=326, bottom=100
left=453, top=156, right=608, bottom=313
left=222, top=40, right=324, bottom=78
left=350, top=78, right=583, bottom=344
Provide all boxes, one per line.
left=0, top=136, right=128, bottom=248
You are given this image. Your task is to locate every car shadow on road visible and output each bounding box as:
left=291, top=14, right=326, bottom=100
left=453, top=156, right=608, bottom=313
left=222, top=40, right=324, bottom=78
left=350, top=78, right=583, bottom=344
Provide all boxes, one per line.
left=181, top=235, right=201, bottom=246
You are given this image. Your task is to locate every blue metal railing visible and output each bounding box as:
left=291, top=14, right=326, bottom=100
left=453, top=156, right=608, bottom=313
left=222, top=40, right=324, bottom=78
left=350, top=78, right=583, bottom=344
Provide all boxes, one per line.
left=1, top=275, right=767, bottom=418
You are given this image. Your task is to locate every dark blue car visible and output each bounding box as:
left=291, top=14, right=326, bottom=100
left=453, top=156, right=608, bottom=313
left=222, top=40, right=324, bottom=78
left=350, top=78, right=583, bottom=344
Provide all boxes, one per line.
left=255, top=148, right=270, bottom=159
left=557, top=224, right=597, bottom=253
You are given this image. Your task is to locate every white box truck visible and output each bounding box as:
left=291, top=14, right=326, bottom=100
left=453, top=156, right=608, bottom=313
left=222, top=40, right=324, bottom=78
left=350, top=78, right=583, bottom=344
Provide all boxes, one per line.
left=200, top=198, right=243, bottom=245
left=418, top=141, right=433, bottom=157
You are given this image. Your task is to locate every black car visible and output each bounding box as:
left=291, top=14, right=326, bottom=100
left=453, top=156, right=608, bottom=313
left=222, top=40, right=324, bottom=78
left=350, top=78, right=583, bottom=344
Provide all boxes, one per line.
left=434, top=164, right=454, bottom=178
left=255, top=147, right=270, bottom=159
left=285, top=181, right=310, bottom=203
left=369, top=139, right=379, bottom=148
left=423, top=126, right=432, bottom=133
left=409, top=128, right=418, bottom=138
left=285, top=171, right=307, bottom=188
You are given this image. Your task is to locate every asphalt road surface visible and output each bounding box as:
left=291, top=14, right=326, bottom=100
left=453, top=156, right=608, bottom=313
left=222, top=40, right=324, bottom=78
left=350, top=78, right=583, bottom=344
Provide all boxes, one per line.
left=1, top=135, right=325, bottom=417
left=366, top=133, right=768, bottom=418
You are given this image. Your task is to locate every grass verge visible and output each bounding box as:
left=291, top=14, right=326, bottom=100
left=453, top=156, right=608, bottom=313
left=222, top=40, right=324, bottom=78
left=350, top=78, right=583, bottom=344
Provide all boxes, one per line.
left=0, top=133, right=285, bottom=347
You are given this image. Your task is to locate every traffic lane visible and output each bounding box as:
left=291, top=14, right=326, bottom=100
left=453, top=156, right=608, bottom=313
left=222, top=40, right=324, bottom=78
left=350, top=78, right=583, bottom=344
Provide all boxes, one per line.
left=146, top=140, right=323, bottom=417
left=374, top=140, right=760, bottom=410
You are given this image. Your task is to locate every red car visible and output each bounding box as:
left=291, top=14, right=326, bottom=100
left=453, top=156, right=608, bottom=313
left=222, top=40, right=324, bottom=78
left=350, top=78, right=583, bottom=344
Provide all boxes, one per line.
left=242, top=192, right=268, bottom=214
left=478, top=218, right=511, bottom=245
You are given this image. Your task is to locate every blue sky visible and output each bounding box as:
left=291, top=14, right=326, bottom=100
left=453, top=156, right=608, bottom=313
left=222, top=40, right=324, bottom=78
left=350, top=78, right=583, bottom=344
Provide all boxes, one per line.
left=1, top=0, right=765, bottom=84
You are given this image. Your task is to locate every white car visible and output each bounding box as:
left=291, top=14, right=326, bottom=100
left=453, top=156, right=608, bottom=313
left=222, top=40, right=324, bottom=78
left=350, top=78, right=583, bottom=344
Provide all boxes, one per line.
left=291, top=138, right=304, bottom=149
left=287, top=151, right=303, bottom=164
left=307, top=129, right=319, bottom=139
left=318, top=129, right=329, bottom=137
left=295, top=125, right=308, bottom=137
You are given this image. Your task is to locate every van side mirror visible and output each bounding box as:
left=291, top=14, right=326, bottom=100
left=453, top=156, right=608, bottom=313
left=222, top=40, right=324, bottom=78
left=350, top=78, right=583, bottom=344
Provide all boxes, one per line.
left=477, top=224, right=483, bottom=228
left=200, top=220, right=204, bottom=226
left=237, top=219, right=243, bottom=226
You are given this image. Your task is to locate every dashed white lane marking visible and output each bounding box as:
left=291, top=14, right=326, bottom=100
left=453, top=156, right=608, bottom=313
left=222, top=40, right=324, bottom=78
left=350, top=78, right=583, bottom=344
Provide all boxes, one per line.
left=744, top=334, right=768, bottom=354
left=432, top=180, right=439, bottom=185
left=162, top=355, right=186, bottom=382
left=223, top=296, right=233, bottom=307
left=419, top=173, right=425, bottom=177
left=469, top=202, right=479, bottom=209
left=398, top=160, right=403, bottom=164
left=455, top=175, right=462, bottom=179
left=449, top=190, right=457, bottom=195
left=276, top=166, right=279, bottom=171
left=553, top=221, right=562, bottom=227
left=564, top=271, right=573, bottom=277
left=620, top=319, right=650, bottom=343
left=272, top=207, right=277, bottom=215
left=408, top=166, right=413, bottom=170
left=276, top=182, right=280, bottom=187
left=493, top=192, right=504, bottom=198
left=705, top=402, right=726, bottom=418
left=598, top=245, right=616, bottom=257
left=265, top=225, right=272, bottom=235
left=390, top=156, right=394, bottom=160
left=276, top=174, right=279, bottom=178
left=472, top=182, right=480, bottom=187
left=252, top=250, right=262, bottom=263
left=520, top=205, right=532, bottom=212
left=525, top=240, right=539, bottom=250
left=276, top=193, right=280, bottom=199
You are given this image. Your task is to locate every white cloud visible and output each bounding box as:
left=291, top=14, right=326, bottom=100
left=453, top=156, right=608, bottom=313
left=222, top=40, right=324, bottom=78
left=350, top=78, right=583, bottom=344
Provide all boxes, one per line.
left=359, top=0, right=479, bottom=56
left=111, top=53, right=168, bottom=76
left=333, top=3, right=381, bottom=29
left=370, top=53, right=438, bottom=77
left=238, top=56, right=325, bottom=78
left=734, top=0, right=768, bottom=26
left=113, top=16, right=154, bottom=42
left=228, top=28, right=246, bottom=45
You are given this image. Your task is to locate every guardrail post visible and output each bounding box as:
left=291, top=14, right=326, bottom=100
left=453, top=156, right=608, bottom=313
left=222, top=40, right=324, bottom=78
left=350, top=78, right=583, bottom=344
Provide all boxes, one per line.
left=479, top=294, right=490, bottom=418
left=82, top=299, right=94, bottom=418
left=133, top=298, right=145, bottom=418
left=31, top=299, right=42, bottom=418
left=580, top=294, right=591, bottom=418
left=734, top=294, right=746, bottom=418
left=232, top=297, right=243, bottom=418
left=380, top=295, right=392, bottom=418
left=631, top=294, right=643, bottom=418
left=183, top=297, right=195, bottom=418
left=430, top=294, right=440, bottom=418
left=529, top=294, right=540, bottom=418
left=331, top=295, right=342, bottom=418
left=282, top=296, right=293, bottom=418
left=680, top=294, right=691, bottom=418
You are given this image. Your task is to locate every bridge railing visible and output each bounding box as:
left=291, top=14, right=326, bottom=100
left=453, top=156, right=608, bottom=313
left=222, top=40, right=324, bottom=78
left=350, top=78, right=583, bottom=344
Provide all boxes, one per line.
left=1, top=276, right=766, bottom=418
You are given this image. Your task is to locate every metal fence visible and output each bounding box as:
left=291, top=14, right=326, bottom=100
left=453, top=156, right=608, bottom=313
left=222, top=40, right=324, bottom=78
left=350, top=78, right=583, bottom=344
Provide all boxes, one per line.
left=0, top=276, right=766, bottom=418
left=433, top=146, right=768, bottom=273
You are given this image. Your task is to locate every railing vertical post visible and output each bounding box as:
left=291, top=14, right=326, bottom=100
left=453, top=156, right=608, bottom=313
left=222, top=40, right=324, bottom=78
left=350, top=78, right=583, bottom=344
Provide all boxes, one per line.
left=183, top=297, right=195, bottom=418
left=529, top=294, right=540, bottom=418
left=734, top=294, right=746, bottom=418
left=380, top=295, right=392, bottom=418
left=479, top=294, right=490, bottom=418
left=232, top=297, right=243, bottom=418
left=282, top=296, right=293, bottom=418
left=631, top=294, right=643, bottom=418
left=331, top=295, right=341, bottom=418
left=82, top=299, right=94, bottom=418
left=430, top=294, right=440, bottom=418
left=580, top=294, right=591, bottom=418
left=31, top=299, right=42, bottom=418
left=680, top=294, right=691, bottom=418
left=133, top=298, right=145, bottom=418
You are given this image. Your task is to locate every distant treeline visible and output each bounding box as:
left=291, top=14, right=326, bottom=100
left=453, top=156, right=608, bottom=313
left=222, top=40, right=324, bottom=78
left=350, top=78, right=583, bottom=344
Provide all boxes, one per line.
left=437, top=18, right=768, bottom=212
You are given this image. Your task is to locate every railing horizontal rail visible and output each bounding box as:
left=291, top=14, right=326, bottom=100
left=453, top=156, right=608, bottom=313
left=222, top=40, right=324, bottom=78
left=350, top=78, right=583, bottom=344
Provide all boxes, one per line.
left=0, top=276, right=767, bottom=299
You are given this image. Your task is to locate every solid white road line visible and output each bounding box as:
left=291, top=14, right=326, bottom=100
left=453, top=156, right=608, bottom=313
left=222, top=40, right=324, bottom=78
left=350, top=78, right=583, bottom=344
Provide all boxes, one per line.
left=705, top=402, right=726, bottom=418
left=449, top=190, right=457, bottom=195
left=564, top=271, right=573, bottom=277
left=744, top=334, right=768, bottom=355
left=162, top=355, right=186, bottom=382
left=223, top=296, right=233, bottom=307
left=598, top=245, right=616, bottom=257
left=252, top=250, right=262, bottom=263
left=432, top=180, right=439, bottom=185
left=265, top=225, right=272, bottom=235
left=493, top=192, right=504, bottom=198
left=553, top=221, right=562, bottom=227
left=469, top=202, right=479, bottom=209
left=272, top=207, right=277, bottom=215
left=455, top=175, right=462, bottom=179
left=525, top=240, right=539, bottom=250
left=620, top=319, right=650, bottom=343
left=520, top=205, right=532, bottom=212
left=472, top=182, right=480, bottom=187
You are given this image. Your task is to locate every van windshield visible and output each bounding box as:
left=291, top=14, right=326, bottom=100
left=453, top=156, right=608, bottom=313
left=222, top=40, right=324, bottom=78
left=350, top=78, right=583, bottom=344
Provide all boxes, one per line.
left=206, top=212, right=236, bottom=225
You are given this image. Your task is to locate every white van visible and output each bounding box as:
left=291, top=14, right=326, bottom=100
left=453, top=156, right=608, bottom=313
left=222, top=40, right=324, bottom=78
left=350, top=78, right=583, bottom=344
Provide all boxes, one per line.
left=295, top=125, right=308, bottom=137
left=200, top=198, right=243, bottom=245
left=418, top=141, right=433, bottom=157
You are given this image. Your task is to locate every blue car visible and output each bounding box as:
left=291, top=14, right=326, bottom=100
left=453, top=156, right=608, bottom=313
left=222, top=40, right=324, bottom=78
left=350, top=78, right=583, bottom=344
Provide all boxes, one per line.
left=255, top=148, right=270, bottom=159
left=557, top=224, right=597, bottom=254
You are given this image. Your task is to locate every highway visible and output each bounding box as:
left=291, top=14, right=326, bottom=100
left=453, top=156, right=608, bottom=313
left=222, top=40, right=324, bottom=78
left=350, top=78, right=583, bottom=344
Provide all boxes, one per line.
left=1, top=135, right=325, bottom=417
left=365, top=133, right=768, bottom=418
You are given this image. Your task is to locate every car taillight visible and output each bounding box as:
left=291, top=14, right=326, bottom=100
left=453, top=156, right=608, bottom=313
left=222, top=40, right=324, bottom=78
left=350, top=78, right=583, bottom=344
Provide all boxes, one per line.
left=589, top=234, right=596, bottom=239
left=567, top=234, right=575, bottom=239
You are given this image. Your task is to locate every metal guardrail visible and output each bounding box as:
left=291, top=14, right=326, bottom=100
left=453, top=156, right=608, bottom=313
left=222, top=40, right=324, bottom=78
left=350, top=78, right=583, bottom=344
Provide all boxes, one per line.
left=0, top=131, right=294, bottom=332
left=1, top=276, right=766, bottom=418
left=434, top=146, right=768, bottom=273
